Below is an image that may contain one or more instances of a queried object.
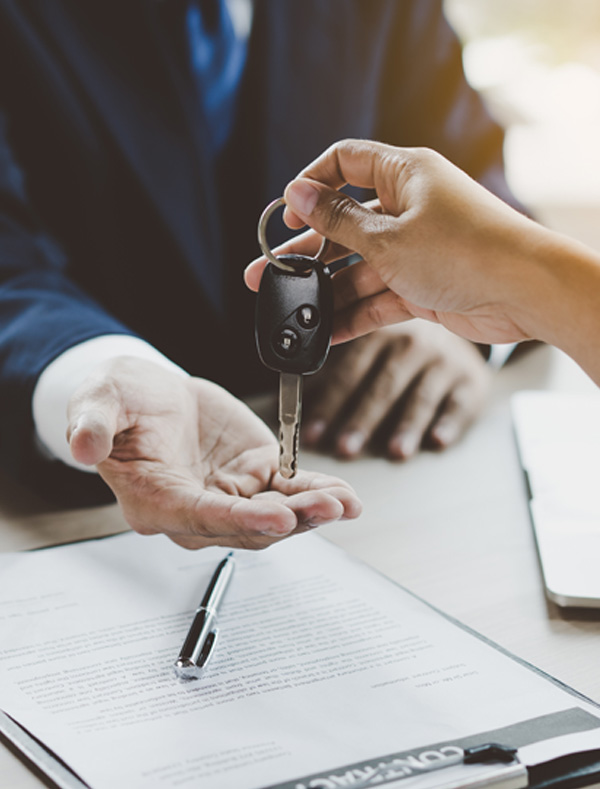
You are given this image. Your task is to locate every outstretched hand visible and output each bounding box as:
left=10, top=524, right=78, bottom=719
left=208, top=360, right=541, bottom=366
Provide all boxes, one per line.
left=67, top=357, right=361, bottom=550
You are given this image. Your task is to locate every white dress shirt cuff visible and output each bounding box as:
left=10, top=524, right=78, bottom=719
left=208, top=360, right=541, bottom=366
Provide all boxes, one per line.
left=32, top=335, right=188, bottom=473
left=487, top=343, right=519, bottom=370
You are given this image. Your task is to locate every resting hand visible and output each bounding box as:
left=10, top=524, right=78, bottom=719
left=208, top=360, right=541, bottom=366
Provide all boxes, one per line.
left=303, top=322, right=491, bottom=460
left=66, top=357, right=361, bottom=550
left=245, top=140, right=547, bottom=347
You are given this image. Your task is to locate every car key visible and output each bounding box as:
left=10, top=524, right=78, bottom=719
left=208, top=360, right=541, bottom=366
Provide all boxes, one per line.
left=256, top=199, right=333, bottom=478
left=255, top=255, right=333, bottom=477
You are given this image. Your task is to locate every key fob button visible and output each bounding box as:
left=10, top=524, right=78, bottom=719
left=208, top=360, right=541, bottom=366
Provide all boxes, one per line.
left=274, top=328, right=300, bottom=358
left=297, top=305, right=320, bottom=329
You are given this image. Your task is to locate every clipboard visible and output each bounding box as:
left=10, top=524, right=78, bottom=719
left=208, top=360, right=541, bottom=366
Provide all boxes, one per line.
left=2, top=632, right=599, bottom=789
left=0, top=532, right=599, bottom=789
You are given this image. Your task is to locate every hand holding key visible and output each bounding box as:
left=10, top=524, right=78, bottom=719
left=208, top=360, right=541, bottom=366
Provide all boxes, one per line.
left=247, top=189, right=493, bottom=463
left=255, top=199, right=333, bottom=478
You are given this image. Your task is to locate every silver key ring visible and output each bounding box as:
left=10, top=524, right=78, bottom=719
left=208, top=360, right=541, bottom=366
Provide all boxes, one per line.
left=258, top=197, right=329, bottom=273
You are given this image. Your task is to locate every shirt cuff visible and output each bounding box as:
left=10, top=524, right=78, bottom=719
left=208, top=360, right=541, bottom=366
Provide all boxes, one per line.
left=32, top=335, right=188, bottom=473
left=486, top=343, right=519, bottom=370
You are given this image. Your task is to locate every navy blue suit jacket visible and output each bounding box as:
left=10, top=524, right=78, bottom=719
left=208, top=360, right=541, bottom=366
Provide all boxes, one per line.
left=0, top=0, right=519, bottom=503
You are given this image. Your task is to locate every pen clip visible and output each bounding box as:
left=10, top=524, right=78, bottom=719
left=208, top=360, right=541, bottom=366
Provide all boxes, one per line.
left=197, top=627, right=219, bottom=669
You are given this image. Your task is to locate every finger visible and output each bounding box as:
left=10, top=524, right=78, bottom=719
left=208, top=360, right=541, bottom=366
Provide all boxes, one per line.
left=387, top=365, right=456, bottom=460
left=301, top=341, right=382, bottom=448
left=270, top=472, right=363, bottom=521
left=243, top=257, right=268, bottom=292
left=331, top=258, right=389, bottom=312
left=296, top=138, right=402, bottom=191
left=288, top=491, right=343, bottom=527
left=286, top=486, right=362, bottom=523
left=283, top=194, right=384, bottom=232
left=428, top=378, right=488, bottom=450
left=332, top=291, right=417, bottom=345
left=284, top=178, right=382, bottom=260
left=283, top=139, right=412, bottom=250
left=282, top=205, right=307, bottom=230
left=194, top=491, right=298, bottom=538
left=265, top=489, right=345, bottom=528
left=67, top=388, right=122, bottom=466
left=332, top=343, right=429, bottom=458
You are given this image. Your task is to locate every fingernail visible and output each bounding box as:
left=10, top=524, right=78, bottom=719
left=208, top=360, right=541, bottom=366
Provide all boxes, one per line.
left=285, top=179, right=319, bottom=217
left=303, top=519, right=325, bottom=530
left=339, top=430, right=365, bottom=457
left=303, top=419, right=326, bottom=446
left=66, top=419, right=80, bottom=443
left=259, top=523, right=294, bottom=537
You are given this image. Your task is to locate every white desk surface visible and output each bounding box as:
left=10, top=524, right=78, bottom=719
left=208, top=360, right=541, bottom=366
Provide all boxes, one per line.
left=1, top=344, right=599, bottom=788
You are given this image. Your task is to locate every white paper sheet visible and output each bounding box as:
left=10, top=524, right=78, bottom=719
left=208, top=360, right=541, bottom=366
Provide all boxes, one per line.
left=0, top=532, right=598, bottom=789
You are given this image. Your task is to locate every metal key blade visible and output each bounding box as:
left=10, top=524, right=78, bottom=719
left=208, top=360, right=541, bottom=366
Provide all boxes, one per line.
left=279, top=372, right=303, bottom=479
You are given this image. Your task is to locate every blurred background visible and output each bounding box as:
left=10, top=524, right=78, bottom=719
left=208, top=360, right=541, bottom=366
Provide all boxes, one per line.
left=445, top=0, right=600, bottom=251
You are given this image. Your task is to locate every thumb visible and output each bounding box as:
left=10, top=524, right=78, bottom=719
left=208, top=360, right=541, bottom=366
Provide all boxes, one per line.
left=284, top=178, right=375, bottom=258
left=67, top=392, right=121, bottom=466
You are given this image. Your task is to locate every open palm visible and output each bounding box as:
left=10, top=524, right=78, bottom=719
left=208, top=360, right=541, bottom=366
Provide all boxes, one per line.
left=67, top=358, right=361, bottom=549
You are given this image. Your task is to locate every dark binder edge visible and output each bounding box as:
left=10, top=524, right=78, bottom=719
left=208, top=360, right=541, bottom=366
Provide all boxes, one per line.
left=0, top=709, right=89, bottom=789
left=528, top=750, right=600, bottom=789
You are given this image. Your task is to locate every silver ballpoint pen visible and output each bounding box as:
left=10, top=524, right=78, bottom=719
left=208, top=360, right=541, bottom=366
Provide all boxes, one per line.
left=174, top=551, right=235, bottom=680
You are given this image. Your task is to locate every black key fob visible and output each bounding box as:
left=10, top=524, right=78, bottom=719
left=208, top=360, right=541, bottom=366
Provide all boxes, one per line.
left=255, top=254, right=333, bottom=375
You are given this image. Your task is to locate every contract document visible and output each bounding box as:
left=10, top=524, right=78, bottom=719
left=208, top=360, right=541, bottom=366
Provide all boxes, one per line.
left=0, top=532, right=599, bottom=789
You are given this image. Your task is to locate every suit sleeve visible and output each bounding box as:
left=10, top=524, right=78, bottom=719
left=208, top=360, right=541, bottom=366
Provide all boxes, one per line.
left=376, top=0, right=526, bottom=212
left=0, top=109, right=136, bottom=504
